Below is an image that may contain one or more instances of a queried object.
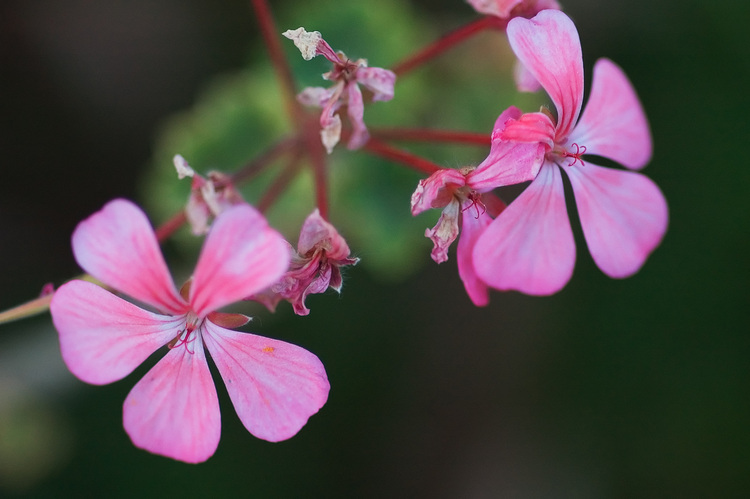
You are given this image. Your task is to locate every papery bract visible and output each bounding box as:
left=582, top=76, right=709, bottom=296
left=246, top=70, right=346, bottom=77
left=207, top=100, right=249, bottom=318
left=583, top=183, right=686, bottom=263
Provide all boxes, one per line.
left=50, top=199, right=329, bottom=463
left=283, top=27, right=396, bottom=153
left=468, top=10, right=667, bottom=296
left=252, top=209, right=359, bottom=315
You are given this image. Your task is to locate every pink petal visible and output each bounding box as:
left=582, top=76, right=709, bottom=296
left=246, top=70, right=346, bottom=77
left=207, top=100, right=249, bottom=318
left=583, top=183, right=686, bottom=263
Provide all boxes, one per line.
left=202, top=321, right=329, bottom=442
left=50, top=280, right=183, bottom=385
left=473, top=162, right=575, bottom=295
left=567, top=58, right=653, bottom=170
left=345, top=82, right=369, bottom=150
left=191, top=204, right=290, bottom=317
left=513, top=58, right=542, bottom=92
left=297, top=86, right=333, bottom=108
left=467, top=0, right=522, bottom=18
left=457, top=202, right=493, bottom=306
left=297, top=209, right=352, bottom=260
left=507, top=10, right=583, bottom=140
left=565, top=163, right=668, bottom=278
left=356, top=66, right=396, bottom=102
left=468, top=140, right=547, bottom=191
left=498, top=111, right=556, bottom=146
left=71, top=199, right=186, bottom=314
left=123, top=336, right=220, bottom=463
left=410, top=169, right=466, bottom=216
left=467, top=106, right=549, bottom=191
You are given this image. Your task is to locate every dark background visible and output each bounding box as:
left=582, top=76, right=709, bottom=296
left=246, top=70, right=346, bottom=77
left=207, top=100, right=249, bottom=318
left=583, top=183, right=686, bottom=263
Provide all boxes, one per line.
left=1, top=0, right=748, bottom=497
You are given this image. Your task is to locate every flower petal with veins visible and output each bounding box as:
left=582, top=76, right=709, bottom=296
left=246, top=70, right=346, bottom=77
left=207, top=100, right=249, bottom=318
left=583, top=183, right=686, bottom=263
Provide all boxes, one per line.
left=203, top=321, right=329, bottom=442
left=191, top=204, right=290, bottom=316
left=473, top=162, right=575, bottom=295
left=565, top=163, right=668, bottom=278
left=71, top=199, right=186, bottom=314
left=123, top=336, right=221, bottom=464
left=51, top=280, right=183, bottom=385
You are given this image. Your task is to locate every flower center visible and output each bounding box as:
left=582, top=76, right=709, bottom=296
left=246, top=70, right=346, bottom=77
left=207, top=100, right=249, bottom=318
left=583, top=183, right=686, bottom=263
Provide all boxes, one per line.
left=167, top=311, right=204, bottom=355
left=461, top=191, right=486, bottom=220
left=553, top=142, right=587, bottom=166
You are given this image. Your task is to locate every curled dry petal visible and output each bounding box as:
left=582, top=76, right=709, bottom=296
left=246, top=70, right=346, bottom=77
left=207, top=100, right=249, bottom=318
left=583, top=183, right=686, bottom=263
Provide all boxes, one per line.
left=270, top=210, right=359, bottom=315
left=426, top=199, right=462, bottom=264
left=297, top=86, right=334, bottom=108
left=123, top=336, right=221, bottom=464
left=356, top=67, right=396, bottom=102
left=410, top=169, right=466, bottom=216
left=345, top=82, right=369, bottom=150
left=283, top=28, right=322, bottom=61
left=173, top=154, right=195, bottom=179
left=202, top=322, right=330, bottom=442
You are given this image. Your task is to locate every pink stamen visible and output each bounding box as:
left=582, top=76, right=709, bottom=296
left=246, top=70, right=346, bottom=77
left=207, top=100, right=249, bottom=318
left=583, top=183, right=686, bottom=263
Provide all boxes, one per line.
left=462, top=192, right=486, bottom=219
left=562, top=143, right=587, bottom=166
left=168, top=330, right=196, bottom=355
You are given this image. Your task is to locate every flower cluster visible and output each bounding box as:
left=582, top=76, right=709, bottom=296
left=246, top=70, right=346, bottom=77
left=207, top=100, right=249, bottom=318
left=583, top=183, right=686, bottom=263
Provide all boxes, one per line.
left=413, top=10, right=667, bottom=300
left=0, top=0, right=667, bottom=465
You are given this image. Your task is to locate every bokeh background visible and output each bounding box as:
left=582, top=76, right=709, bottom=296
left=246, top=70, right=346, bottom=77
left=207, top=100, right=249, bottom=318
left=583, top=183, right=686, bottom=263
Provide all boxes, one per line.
left=1, top=0, right=748, bottom=497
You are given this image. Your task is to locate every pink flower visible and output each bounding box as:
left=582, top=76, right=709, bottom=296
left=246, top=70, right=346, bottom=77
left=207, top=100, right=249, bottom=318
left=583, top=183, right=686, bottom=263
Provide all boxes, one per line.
left=252, top=209, right=359, bottom=315
left=466, top=0, right=562, bottom=92
left=467, top=10, right=668, bottom=295
left=50, top=199, right=329, bottom=463
left=411, top=168, right=506, bottom=306
left=467, top=0, right=560, bottom=20
left=174, top=154, right=245, bottom=235
left=283, top=27, right=396, bottom=153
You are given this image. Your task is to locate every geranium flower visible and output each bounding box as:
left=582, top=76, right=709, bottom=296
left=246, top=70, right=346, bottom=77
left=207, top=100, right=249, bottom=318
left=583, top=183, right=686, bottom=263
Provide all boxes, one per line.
left=283, top=27, right=396, bottom=153
left=411, top=167, right=506, bottom=306
left=252, top=209, right=359, bottom=315
left=466, top=0, right=562, bottom=92
left=50, top=199, right=329, bottom=463
left=467, top=10, right=668, bottom=295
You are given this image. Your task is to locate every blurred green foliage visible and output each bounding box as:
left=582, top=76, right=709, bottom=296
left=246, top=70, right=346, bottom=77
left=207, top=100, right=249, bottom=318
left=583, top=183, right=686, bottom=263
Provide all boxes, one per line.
left=1, top=0, right=748, bottom=497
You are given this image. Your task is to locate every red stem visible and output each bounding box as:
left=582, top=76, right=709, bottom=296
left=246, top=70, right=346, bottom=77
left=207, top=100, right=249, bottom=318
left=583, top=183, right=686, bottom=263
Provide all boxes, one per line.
left=371, top=127, right=490, bottom=146
left=257, top=149, right=305, bottom=213
left=363, top=138, right=442, bottom=175
left=392, top=16, right=501, bottom=76
left=229, top=135, right=299, bottom=185
left=155, top=211, right=187, bottom=243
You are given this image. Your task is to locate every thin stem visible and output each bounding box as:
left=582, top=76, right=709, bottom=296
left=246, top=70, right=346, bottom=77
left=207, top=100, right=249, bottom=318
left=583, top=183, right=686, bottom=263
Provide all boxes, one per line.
left=230, top=135, right=299, bottom=185
left=155, top=211, right=187, bottom=243
left=363, top=138, right=442, bottom=175
left=371, top=127, right=490, bottom=146
left=257, top=149, right=305, bottom=213
left=250, top=0, right=303, bottom=123
left=392, top=16, right=500, bottom=76
left=0, top=294, right=53, bottom=325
